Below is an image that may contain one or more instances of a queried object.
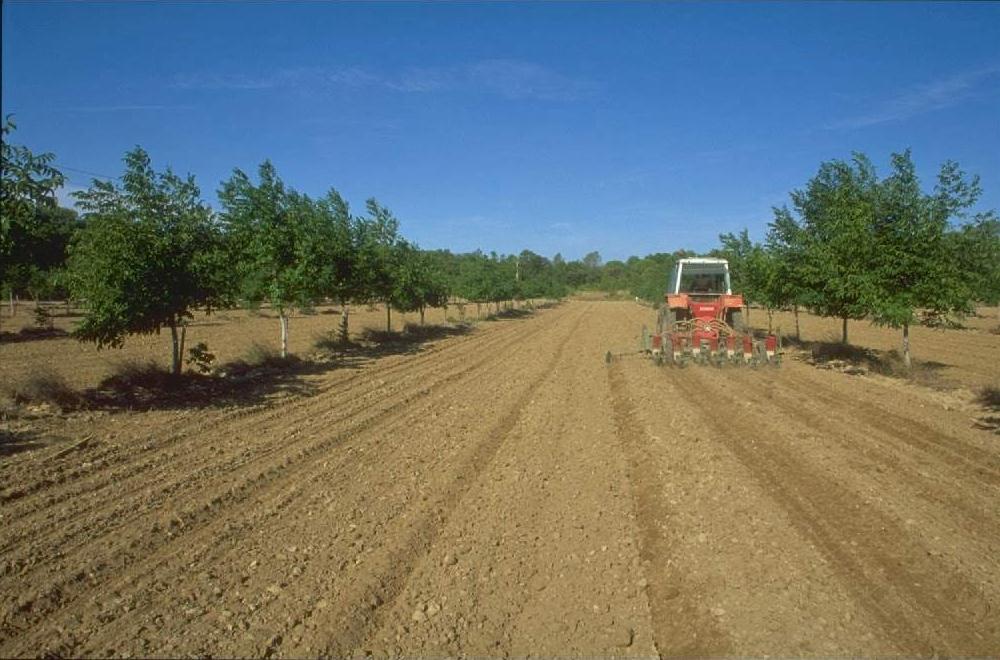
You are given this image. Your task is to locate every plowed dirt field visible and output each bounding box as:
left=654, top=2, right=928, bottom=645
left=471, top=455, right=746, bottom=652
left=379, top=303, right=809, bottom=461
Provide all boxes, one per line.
left=2, top=300, right=998, bottom=656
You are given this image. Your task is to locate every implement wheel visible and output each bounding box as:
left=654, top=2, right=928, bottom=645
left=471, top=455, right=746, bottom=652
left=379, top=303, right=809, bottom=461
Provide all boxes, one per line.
left=729, top=309, right=746, bottom=333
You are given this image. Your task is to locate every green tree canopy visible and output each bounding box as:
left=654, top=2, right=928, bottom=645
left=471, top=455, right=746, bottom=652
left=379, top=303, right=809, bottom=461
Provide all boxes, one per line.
left=69, top=146, right=223, bottom=373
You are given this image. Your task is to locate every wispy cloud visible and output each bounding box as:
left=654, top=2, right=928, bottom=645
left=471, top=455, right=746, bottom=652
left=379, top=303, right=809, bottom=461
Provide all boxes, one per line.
left=58, top=104, right=196, bottom=114
left=827, top=65, right=1000, bottom=130
left=173, top=60, right=597, bottom=102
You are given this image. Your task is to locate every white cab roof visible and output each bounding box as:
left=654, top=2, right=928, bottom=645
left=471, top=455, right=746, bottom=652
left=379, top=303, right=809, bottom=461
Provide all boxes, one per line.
left=677, top=258, right=729, bottom=265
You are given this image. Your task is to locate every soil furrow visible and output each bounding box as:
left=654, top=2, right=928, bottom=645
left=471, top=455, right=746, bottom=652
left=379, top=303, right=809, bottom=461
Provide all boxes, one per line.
left=670, top=368, right=999, bottom=654
left=607, top=361, right=730, bottom=655
left=0, top=307, right=571, bottom=646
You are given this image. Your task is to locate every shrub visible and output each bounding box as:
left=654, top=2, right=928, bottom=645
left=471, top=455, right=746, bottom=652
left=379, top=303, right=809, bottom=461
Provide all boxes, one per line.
left=33, top=305, right=54, bottom=330
left=186, top=342, right=216, bottom=374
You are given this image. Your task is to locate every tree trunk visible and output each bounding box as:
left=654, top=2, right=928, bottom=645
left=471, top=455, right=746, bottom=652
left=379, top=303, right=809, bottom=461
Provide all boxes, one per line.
left=794, top=305, right=800, bottom=341
left=339, top=301, right=350, bottom=343
left=476, top=302, right=481, bottom=320
left=386, top=304, right=391, bottom=333
left=179, top=325, right=187, bottom=372
left=279, top=313, right=289, bottom=359
left=767, top=309, right=773, bottom=334
left=8, top=290, right=14, bottom=318
left=420, top=306, right=425, bottom=325
left=902, top=322, right=911, bottom=369
left=745, top=303, right=751, bottom=326
left=169, top=322, right=181, bottom=375
left=841, top=316, right=848, bottom=344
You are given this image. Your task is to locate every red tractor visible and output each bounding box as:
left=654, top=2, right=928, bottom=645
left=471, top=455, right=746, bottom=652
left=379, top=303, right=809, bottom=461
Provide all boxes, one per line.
left=642, top=258, right=779, bottom=365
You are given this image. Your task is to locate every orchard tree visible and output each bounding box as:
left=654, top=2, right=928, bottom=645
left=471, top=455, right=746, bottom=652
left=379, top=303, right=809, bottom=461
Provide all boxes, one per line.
left=69, top=147, right=223, bottom=374
left=353, top=198, right=406, bottom=331
left=219, top=161, right=325, bottom=358
left=950, top=214, right=1000, bottom=318
left=1, top=117, right=65, bottom=322
left=869, top=153, right=987, bottom=367
left=313, top=190, right=359, bottom=342
left=769, top=155, right=881, bottom=344
left=390, top=244, right=450, bottom=325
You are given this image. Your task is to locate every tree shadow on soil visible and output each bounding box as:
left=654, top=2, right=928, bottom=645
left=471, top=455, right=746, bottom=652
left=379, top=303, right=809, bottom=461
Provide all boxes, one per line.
left=0, top=428, right=49, bottom=457
left=315, top=323, right=474, bottom=367
left=0, top=327, right=70, bottom=344
left=485, top=308, right=534, bottom=321
left=973, top=386, right=1000, bottom=436
left=782, top=336, right=951, bottom=386
left=74, top=322, right=475, bottom=414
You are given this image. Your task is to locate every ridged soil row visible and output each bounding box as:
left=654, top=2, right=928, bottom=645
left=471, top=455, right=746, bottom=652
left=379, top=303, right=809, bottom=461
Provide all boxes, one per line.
left=2, top=304, right=588, bottom=657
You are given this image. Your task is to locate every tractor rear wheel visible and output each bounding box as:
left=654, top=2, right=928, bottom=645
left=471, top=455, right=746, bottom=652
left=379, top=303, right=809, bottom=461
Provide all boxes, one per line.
left=729, top=309, right=745, bottom=333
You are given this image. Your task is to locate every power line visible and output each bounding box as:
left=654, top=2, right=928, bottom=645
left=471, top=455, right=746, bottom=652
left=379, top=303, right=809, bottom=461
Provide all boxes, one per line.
left=54, top=163, right=119, bottom=181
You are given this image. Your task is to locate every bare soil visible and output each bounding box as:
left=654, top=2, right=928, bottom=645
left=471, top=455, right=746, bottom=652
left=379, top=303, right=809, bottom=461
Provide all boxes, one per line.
left=1, top=300, right=998, bottom=656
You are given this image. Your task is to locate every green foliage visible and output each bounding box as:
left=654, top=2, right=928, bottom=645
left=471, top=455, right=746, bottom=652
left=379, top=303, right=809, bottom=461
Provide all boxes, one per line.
left=866, top=151, right=979, bottom=329
left=727, top=149, right=996, bottom=363
left=949, top=214, right=1000, bottom=306
left=186, top=341, right=216, bottom=374
left=768, top=154, right=880, bottom=325
left=68, top=147, right=223, bottom=373
left=1, top=117, right=68, bottom=296
left=220, top=161, right=324, bottom=312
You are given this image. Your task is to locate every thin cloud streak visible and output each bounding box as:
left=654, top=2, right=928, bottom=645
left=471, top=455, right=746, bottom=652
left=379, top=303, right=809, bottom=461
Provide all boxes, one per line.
left=173, top=60, right=598, bottom=102
left=827, top=65, right=1000, bottom=130
left=61, top=104, right=195, bottom=113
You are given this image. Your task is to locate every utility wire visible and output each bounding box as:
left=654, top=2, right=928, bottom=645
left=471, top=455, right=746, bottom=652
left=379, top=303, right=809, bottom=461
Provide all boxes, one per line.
left=54, top=163, right=119, bottom=181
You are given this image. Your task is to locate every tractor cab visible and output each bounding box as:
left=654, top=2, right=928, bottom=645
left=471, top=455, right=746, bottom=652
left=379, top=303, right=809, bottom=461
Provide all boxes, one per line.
left=668, top=258, right=732, bottom=298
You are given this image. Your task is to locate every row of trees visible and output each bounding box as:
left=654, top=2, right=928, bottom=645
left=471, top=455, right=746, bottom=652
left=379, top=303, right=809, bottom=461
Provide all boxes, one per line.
left=715, top=151, right=1000, bottom=367
left=5, top=118, right=997, bottom=372
left=2, top=122, right=579, bottom=374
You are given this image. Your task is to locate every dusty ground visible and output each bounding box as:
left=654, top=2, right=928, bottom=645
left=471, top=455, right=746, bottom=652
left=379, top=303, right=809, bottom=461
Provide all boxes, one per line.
left=1, top=300, right=998, bottom=656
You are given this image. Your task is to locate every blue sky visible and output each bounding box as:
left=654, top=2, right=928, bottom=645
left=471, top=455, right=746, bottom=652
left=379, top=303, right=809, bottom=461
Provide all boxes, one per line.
left=3, top=1, right=999, bottom=261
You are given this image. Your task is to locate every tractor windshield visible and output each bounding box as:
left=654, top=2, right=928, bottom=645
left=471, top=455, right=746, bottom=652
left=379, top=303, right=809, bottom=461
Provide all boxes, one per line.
left=670, top=262, right=731, bottom=295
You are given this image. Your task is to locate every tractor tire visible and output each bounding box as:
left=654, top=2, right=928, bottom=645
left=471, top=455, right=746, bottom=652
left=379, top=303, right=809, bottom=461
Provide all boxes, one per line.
left=729, top=309, right=745, bottom=333
left=657, top=307, right=677, bottom=335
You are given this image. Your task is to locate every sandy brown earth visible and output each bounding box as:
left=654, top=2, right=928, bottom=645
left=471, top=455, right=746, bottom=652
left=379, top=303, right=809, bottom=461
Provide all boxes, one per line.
left=1, top=300, right=998, bottom=656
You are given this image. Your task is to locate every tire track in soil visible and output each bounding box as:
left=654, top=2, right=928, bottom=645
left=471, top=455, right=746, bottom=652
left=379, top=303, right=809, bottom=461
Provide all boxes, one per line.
left=324, top=303, right=590, bottom=656
left=1, top=306, right=577, bottom=649
left=731, top=369, right=1000, bottom=540
left=670, top=368, right=999, bottom=655
left=785, top=372, right=1000, bottom=486
left=18, top=304, right=589, bottom=657
left=607, top=361, right=730, bottom=656
left=0, top=307, right=558, bottom=561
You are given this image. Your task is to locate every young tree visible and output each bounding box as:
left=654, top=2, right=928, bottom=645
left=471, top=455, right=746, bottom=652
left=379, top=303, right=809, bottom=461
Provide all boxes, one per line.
left=1, top=117, right=66, bottom=322
left=69, top=147, right=222, bottom=374
left=869, top=153, right=987, bottom=367
left=389, top=245, right=450, bottom=325
left=313, top=190, right=359, bottom=342
left=354, top=198, right=405, bottom=332
left=768, top=155, right=881, bottom=343
left=950, top=214, right=1000, bottom=318
left=219, top=161, right=324, bottom=358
